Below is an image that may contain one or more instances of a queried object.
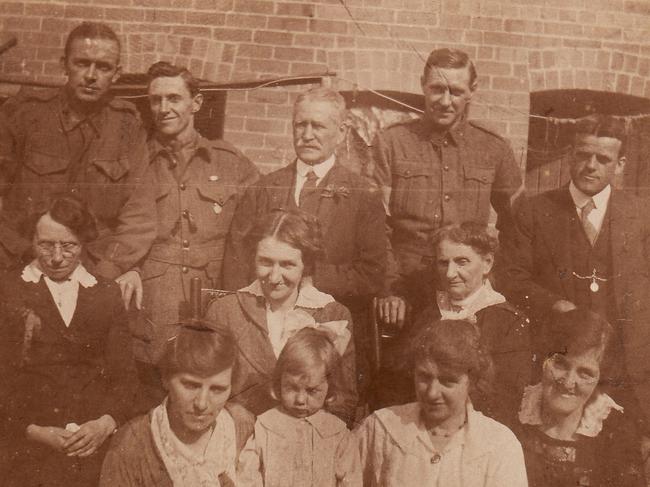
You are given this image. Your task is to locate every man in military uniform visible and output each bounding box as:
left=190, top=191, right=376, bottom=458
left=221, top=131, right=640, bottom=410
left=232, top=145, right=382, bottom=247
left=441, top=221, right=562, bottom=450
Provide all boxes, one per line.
left=0, top=22, right=154, bottom=279
left=373, top=48, right=522, bottom=327
left=118, top=62, right=258, bottom=376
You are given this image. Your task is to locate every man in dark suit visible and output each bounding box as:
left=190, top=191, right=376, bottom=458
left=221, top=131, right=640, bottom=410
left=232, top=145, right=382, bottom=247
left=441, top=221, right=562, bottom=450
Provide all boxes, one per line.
left=498, top=115, right=650, bottom=439
left=222, top=87, right=387, bottom=397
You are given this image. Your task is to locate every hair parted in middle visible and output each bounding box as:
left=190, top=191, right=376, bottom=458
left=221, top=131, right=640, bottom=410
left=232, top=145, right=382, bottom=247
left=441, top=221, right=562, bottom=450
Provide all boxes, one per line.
left=26, top=194, right=99, bottom=243
left=147, top=60, right=201, bottom=97
left=272, top=327, right=341, bottom=404
left=411, top=319, right=494, bottom=398
left=157, top=320, right=236, bottom=379
left=247, top=209, right=326, bottom=277
left=432, top=221, right=499, bottom=258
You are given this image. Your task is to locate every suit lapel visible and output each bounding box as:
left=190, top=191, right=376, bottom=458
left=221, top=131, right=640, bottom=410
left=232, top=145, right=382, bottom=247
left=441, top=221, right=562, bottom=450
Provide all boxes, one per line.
left=609, top=191, right=634, bottom=311
left=25, top=279, right=71, bottom=338
left=234, top=292, right=277, bottom=375
left=67, top=283, right=95, bottom=333
left=538, top=188, right=576, bottom=302
left=265, top=164, right=296, bottom=211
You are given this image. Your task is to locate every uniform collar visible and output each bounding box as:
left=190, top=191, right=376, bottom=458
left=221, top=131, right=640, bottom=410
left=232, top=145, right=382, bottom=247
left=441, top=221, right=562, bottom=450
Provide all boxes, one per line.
left=419, top=117, right=467, bottom=146
left=149, top=131, right=210, bottom=162
left=58, top=89, right=103, bottom=135
left=569, top=180, right=611, bottom=211
left=296, top=154, right=336, bottom=179
left=21, top=261, right=97, bottom=288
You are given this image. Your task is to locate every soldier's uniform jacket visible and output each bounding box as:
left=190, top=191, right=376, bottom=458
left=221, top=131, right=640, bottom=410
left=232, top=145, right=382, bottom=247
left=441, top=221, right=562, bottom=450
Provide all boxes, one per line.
left=0, top=87, right=154, bottom=277
left=138, top=134, right=259, bottom=284
left=371, top=117, right=522, bottom=299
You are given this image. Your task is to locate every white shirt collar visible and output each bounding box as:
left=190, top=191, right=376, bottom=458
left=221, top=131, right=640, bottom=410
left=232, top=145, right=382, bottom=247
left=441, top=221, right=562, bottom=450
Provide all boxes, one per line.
left=569, top=180, right=611, bottom=210
left=21, top=261, right=97, bottom=288
left=240, top=277, right=335, bottom=309
left=296, top=154, right=336, bottom=180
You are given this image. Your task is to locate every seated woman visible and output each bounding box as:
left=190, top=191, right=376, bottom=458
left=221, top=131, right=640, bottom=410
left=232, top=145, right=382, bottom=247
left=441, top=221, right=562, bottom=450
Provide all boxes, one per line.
left=357, top=319, right=527, bottom=486
left=378, top=222, right=532, bottom=425
left=100, top=323, right=254, bottom=486
left=516, top=309, right=645, bottom=487
left=208, top=210, right=357, bottom=424
left=0, top=196, right=137, bottom=487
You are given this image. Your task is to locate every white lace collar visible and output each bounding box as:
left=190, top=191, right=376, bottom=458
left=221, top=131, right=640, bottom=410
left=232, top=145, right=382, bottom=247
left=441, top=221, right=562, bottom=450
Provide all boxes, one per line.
left=436, top=279, right=505, bottom=323
left=21, top=261, right=97, bottom=288
left=518, top=382, right=624, bottom=438
left=239, top=278, right=335, bottom=309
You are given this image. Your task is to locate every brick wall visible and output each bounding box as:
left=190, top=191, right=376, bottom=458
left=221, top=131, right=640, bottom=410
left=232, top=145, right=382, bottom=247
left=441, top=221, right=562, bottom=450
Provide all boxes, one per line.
left=1, top=0, right=649, bottom=174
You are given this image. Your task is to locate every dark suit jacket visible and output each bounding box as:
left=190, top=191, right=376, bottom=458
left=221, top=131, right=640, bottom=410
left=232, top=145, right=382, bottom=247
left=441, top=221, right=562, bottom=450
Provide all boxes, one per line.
left=498, top=187, right=650, bottom=426
left=222, top=161, right=387, bottom=302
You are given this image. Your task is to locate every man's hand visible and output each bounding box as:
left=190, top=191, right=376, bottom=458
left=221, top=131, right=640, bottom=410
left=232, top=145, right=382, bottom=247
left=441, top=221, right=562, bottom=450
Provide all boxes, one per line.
left=63, top=415, right=117, bottom=458
left=26, top=424, right=73, bottom=452
left=116, top=270, right=143, bottom=310
left=376, top=295, right=407, bottom=330
left=551, top=299, right=577, bottom=313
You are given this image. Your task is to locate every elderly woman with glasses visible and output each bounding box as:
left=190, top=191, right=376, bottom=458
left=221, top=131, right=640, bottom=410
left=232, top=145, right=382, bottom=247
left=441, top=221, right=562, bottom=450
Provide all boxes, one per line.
left=516, top=309, right=645, bottom=487
left=0, top=196, right=137, bottom=487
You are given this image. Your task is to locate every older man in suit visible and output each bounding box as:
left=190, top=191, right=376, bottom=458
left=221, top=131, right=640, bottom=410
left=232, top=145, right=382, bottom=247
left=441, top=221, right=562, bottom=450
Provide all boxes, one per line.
left=222, top=87, right=387, bottom=398
left=498, top=115, right=650, bottom=442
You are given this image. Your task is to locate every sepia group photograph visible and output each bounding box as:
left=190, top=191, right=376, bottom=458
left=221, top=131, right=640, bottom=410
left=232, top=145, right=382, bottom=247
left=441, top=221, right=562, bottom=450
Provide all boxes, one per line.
left=0, top=0, right=649, bottom=485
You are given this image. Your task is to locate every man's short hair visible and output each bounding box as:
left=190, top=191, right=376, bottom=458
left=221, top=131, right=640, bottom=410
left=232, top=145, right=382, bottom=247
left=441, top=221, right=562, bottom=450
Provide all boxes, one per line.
left=294, top=87, right=347, bottom=125
left=147, top=61, right=201, bottom=97
left=64, top=22, right=121, bottom=59
left=423, top=48, right=477, bottom=87
left=574, top=114, right=627, bottom=156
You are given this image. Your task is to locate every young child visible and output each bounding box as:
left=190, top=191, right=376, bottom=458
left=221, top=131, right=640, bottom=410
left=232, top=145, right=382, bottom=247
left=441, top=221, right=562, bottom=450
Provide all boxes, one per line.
left=237, top=328, right=362, bottom=487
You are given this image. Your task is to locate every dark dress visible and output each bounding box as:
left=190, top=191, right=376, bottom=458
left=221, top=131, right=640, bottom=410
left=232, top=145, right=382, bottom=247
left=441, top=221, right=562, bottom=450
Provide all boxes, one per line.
left=0, top=267, right=137, bottom=487
left=517, top=412, right=645, bottom=487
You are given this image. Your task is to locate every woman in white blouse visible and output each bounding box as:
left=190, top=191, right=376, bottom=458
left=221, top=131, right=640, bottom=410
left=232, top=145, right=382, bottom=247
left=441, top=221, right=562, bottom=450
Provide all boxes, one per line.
left=0, top=196, right=136, bottom=487
left=208, top=209, right=358, bottom=424
left=356, top=319, right=528, bottom=487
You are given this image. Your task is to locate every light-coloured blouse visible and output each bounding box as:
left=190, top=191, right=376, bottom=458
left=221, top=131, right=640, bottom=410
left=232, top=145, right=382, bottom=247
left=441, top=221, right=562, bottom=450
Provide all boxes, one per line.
left=237, top=407, right=362, bottom=487
left=356, top=402, right=528, bottom=487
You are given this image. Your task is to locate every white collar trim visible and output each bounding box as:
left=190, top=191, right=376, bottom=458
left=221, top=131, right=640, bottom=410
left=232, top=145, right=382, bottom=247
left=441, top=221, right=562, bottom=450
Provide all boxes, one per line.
left=436, top=280, right=505, bottom=323
left=21, top=261, right=97, bottom=288
left=296, top=154, right=336, bottom=179
left=518, top=382, right=623, bottom=437
left=569, top=180, right=611, bottom=211
left=240, top=278, right=335, bottom=309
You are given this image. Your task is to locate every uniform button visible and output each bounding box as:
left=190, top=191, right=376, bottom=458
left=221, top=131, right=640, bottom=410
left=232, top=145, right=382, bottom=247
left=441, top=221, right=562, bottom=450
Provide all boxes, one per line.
left=434, top=213, right=440, bottom=220
left=70, top=188, right=77, bottom=193
left=182, top=209, right=189, bottom=217
left=179, top=183, right=186, bottom=190
left=431, top=453, right=441, bottom=464
left=443, top=165, right=449, bottom=171
left=182, top=240, right=189, bottom=248
left=444, top=194, right=451, bottom=201
left=405, top=170, right=411, bottom=175
left=442, top=139, right=448, bottom=146
left=182, top=266, right=189, bottom=273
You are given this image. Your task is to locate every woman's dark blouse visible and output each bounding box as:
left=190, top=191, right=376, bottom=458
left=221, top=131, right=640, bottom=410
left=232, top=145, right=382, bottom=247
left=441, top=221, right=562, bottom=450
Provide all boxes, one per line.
left=517, top=412, right=645, bottom=487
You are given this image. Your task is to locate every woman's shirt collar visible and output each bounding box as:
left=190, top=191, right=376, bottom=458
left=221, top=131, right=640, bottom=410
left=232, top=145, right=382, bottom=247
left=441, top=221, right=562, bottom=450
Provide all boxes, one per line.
left=239, top=277, right=335, bottom=309
left=437, top=279, right=505, bottom=323
left=518, top=382, right=624, bottom=437
left=21, top=261, right=97, bottom=288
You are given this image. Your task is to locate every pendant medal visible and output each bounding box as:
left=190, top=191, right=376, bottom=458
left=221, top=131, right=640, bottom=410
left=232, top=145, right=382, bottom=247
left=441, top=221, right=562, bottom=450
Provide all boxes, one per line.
left=590, top=280, right=599, bottom=293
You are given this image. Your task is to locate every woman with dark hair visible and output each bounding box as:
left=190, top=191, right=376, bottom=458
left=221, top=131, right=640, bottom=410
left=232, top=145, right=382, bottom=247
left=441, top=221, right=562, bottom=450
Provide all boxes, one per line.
left=0, top=196, right=137, bottom=487
left=377, top=221, right=532, bottom=426
left=100, top=323, right=254, bottom=486
left=356, top=319, right=527, bottom=486
left=208, top=209, right=358, bottom=424
left=516, top=309, right=645, bottom=487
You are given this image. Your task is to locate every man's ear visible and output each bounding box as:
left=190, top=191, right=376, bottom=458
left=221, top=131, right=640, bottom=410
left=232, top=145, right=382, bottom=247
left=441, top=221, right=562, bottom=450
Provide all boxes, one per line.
left=615, top=156, right=626, bottom=176
left=192, top=93, right=204, bottom=113
left=111, top=64, right=122, bottom=85
left=60, top=56, right=68, bottom=76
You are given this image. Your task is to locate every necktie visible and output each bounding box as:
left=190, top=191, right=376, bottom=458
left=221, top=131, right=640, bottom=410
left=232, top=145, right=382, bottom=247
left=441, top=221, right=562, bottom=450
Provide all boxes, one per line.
left=299, top=170, right=318, bottom=207
left=581, top=198, right=598, bottom=245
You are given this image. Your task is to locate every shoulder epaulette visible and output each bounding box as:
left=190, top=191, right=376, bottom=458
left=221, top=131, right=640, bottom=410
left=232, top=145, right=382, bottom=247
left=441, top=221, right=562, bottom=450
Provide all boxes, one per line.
left=210, top=138, right=244, bottom=156
left=468, top=120, right=507, bottom=140
left=384, top=116, right=421, bottom=132
left=13, top=86, right=59, bottom=102
left=107, top=96, right=139, bottom=115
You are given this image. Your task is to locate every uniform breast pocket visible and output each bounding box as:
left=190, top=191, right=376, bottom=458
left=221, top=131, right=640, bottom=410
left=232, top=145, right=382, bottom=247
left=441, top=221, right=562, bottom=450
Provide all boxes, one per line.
left=196, top=182, right=238, bottom=224
left=462, top=165, right=496, bottom=219
left=89, top=156, right=130, bottom=218
left=24, top=149, right=69, bottom=179
left=391, top=159, right=434, bottom=218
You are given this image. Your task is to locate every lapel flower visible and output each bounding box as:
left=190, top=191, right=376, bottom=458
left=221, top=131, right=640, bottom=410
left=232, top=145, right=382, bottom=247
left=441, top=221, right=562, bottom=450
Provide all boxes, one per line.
left=321, top=184, right=350, bottom=199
